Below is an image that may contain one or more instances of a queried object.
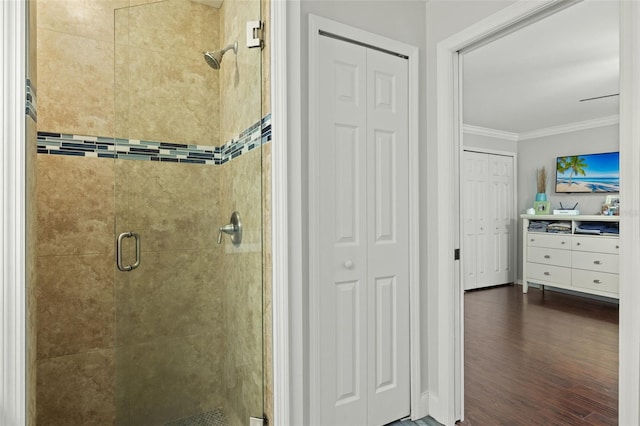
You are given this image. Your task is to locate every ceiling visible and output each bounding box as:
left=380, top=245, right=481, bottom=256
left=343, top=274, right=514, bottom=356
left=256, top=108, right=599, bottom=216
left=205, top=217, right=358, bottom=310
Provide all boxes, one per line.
left=462, top=0, right=619, bottom=137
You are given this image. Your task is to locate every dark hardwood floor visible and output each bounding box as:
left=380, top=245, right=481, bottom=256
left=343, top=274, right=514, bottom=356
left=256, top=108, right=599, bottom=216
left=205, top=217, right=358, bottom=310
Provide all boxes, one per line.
left=460, top=285, right=618, bottom=426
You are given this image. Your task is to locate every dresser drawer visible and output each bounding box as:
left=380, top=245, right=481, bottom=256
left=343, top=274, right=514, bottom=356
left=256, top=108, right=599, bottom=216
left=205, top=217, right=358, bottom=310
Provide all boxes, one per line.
left=526, top=262, right=571, bottom=285
left=572, top=236, right=620, bottom=254
left=572, top=251, right=619, bottom=274
left=528, top=247, right=571, bottom=267
left=572, top=269, right=619, bottom=294
left=527, top=233, right=571, bottom=249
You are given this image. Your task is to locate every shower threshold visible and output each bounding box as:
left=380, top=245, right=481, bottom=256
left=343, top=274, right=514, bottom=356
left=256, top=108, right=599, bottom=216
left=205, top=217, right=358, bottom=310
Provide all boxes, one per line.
left=165, top=407, right=229, bottom=426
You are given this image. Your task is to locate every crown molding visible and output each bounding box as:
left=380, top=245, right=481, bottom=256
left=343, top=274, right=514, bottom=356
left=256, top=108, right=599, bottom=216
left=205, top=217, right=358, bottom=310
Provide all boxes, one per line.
left=518, top=115, right=620, bottom=141
left=464, top=115, right=620, bottom=142
left=462, top=124, right=519, bottom=141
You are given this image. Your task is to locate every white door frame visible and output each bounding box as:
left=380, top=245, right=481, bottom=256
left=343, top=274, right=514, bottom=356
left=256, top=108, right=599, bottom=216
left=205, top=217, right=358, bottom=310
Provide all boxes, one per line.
left=1, top=0, right=27, bottom=424
left=436, top=0, right=640, bottom=424
left=270, top=0, right=292, bottom=424
left=306, top=14, right=421, bottom=424
left=618, top=2, right=640, bottom=424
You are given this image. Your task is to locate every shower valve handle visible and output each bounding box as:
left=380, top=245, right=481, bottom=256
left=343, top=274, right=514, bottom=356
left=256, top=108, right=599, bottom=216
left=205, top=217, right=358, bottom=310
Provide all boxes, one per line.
left=217, top=224, right=236, bottom=244
left=217, top=211, right=242, bottom=245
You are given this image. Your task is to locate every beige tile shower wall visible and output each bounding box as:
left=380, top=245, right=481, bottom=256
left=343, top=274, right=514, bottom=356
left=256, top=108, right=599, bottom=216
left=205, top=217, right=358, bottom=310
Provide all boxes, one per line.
left=219, top=0, right=263, bottom=144
left=37, top=348, right=116, bottom=425
left=37, top=0, right=219, bottom=144
left=118, top=0, right=221, bottom=145
left=37, top=0, right=127, bottom=137
left=218, top=148, right=264, bottom=426
left=262, top=142, right=273, bottom=425
left=35, top=155, right=117, bottom=424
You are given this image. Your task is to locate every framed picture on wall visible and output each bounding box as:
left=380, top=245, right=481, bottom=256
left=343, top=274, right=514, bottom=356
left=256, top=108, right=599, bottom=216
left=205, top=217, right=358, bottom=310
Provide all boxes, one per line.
left=605, top=195, right=620, bottom=206
left=534, top=201, right=551, bottom=215
left=555, top=152, right=620, bottom=193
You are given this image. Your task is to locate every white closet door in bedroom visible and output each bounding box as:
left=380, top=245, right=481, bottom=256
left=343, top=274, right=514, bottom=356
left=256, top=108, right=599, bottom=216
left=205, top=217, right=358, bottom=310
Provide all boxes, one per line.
left=463, top=151, right=514, bottom=290
left=314, top=34, right=410, bottom=426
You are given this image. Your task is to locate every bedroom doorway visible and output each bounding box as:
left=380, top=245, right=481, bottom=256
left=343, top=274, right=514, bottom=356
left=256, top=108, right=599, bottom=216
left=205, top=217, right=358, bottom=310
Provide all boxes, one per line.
left=456, top=0, right=620, bottom=423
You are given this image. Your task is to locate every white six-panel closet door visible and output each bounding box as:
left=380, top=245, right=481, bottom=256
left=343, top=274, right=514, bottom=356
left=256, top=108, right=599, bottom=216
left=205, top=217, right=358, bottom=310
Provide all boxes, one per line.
left=316, top=34, right=410, bottom=426
left=462, top=151, right=514, bottom=291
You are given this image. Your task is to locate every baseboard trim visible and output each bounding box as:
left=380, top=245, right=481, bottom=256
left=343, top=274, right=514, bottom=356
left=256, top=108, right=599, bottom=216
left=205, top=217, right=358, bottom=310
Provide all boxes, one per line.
left=412, top=391, right=429, bottom=421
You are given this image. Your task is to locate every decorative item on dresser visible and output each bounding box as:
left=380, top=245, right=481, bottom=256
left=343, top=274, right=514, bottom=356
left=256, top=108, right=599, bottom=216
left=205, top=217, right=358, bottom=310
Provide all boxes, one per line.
left=521, top=214, right=620, bottom=299
left=535, top=166, right=548, bottom=202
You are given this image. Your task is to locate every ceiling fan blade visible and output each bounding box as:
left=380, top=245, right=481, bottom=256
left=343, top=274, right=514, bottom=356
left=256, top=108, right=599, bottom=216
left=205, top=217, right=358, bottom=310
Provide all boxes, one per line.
left=579, top=93, right=620, bottom=102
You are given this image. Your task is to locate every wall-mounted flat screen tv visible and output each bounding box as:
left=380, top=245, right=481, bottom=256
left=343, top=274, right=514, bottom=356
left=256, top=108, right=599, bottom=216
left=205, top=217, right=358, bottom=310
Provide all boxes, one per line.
left=556, top=151, right=620, bottom=193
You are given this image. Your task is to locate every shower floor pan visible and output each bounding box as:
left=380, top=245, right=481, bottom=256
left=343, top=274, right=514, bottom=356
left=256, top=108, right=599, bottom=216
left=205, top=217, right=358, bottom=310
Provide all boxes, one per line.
left=165, top=408, right=228, bottom=426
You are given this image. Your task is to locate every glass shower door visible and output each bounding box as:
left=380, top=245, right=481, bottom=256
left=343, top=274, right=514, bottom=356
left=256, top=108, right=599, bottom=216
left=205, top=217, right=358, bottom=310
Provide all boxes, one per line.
left=113, top=1, right=264, bottom=424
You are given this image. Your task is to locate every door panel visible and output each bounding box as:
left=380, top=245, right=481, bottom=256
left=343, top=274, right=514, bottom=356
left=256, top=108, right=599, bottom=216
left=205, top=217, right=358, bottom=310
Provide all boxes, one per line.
left=374, top=275, right=397, bottom=390
left=335, top=124, right=361, bottom=245
left=462, top=151, right=489, bottom=290
left=335, top=279, right=362, bottom=404
left=462, top=153, right=478, bottom=289
left=487, top=155, right=514, bottom=284
left=374, top=130, right=396, bottom=242
left=476, top=158, right=489, bottom=286
left=366, top=48, right=410, bottom=426
left=318, top=35, right=368, bottom=426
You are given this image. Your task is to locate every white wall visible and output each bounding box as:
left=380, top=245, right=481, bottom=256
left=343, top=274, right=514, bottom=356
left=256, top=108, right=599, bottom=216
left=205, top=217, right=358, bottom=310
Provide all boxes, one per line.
left=463, top=132, right=518, bottom=153
left=518, top=124, right=619, bottom=215
left=516, top=123, right=619, bottom=282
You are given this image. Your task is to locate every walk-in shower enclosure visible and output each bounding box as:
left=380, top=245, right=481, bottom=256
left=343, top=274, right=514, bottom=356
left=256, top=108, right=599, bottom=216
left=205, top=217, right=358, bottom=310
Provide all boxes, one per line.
left=35, top=0, right=265, bottom=424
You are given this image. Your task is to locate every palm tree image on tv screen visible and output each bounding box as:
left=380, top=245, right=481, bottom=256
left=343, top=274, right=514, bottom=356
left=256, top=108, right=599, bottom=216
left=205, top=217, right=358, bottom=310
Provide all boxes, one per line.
left=556, top=152, right=620, bottom=193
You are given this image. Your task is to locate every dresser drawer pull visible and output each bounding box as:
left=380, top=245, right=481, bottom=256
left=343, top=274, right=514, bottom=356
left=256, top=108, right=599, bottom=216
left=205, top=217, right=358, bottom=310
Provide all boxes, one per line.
left=594, top=279, right=603, bottom=284
left=544, top=255, right=551, bottom=259
left=594, top=260, right=603, bottom=265
left=616, top=245, right=619, bottom=249
left=561, top=241, right=566, bottom=245
left=544, top=272, right=551, bottom=276
left=576, top=242, right=581, bottom=246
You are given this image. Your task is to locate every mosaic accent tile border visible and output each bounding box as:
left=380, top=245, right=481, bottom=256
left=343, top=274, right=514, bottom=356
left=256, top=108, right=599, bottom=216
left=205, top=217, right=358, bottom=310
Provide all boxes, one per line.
left=26, top=78, right=37, bottom=122
left=37, top=114, right=271, bottom=165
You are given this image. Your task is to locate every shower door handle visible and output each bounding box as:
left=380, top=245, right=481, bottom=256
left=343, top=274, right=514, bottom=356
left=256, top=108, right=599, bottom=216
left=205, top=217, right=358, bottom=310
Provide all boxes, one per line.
left=117, top=232, right=141, bottom=272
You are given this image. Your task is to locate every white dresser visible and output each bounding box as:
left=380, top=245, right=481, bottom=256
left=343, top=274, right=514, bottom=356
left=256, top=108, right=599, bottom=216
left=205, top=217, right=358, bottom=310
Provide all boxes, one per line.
left=521, top=214, right=620, bottom=299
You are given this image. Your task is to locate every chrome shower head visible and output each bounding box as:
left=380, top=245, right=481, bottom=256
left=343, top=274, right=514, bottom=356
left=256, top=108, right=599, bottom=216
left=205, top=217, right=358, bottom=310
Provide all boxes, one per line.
left=203, top=40, right=238, bottom=70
